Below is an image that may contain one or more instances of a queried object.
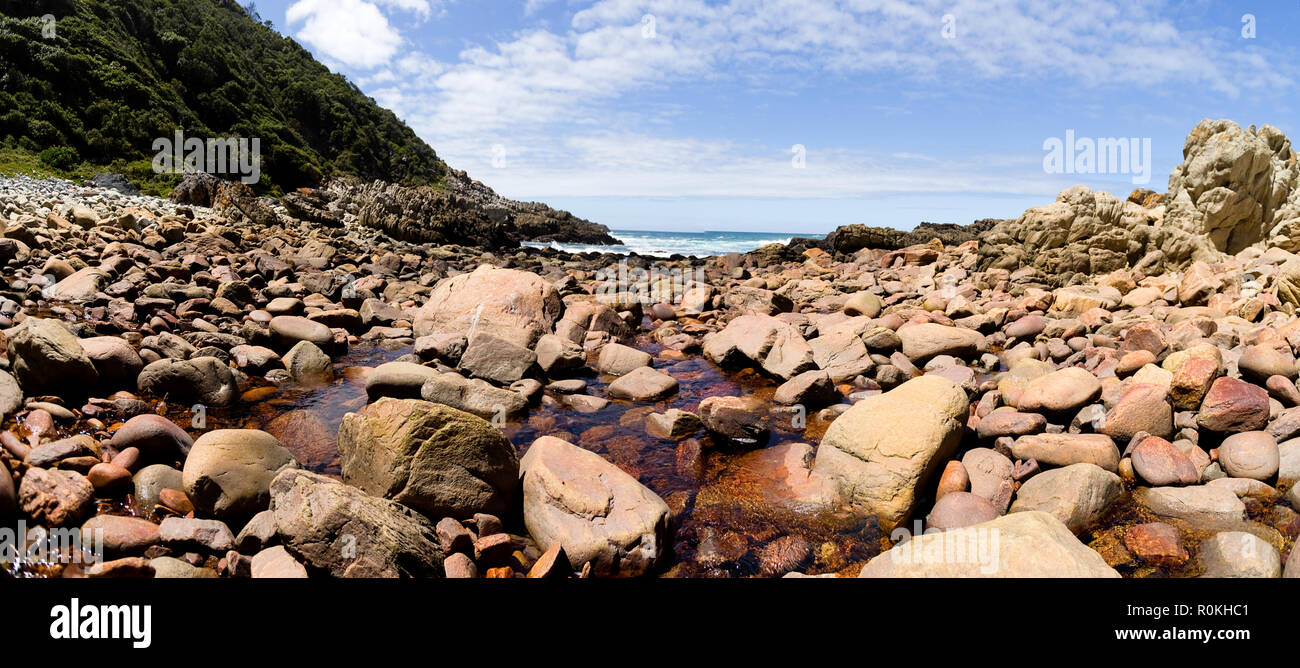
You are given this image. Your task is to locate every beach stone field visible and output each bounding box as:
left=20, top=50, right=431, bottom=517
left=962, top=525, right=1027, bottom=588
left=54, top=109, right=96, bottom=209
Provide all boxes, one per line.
left=1, top=118, right=1299, bottom=579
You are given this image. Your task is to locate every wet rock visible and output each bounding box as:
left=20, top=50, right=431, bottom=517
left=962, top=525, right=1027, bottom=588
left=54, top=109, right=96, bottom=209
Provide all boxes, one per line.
left=1218, top=431, right=1280, bottom=481
left=926, top=491, right=999, bottom=531
left=182, top=429, right=298, bottom=521
left=698, top=395, right=770, bottom=446
left=1009, top=433, right=1121, bottom=472
left=1123, top=522, right=1189, bottom=568
left=270, top=469, right=445, bottom=577
left=814, top=375, right=969, bottom=529
left=132, top=464, right=183, bottom=512
left=520, top=436, right=671, bottom=576
left=1131, top=436, right=1200, bottom=486
left=18, top=468, right=95, bottom=526
left=338, top=398, right=519, bottom=520
left=859, top=511, right=1119, bottom=577
left=607, top=366, right=679, bottom=401
left=1197, top=377, right=1270, bottom=433
left=137, top=357, right=239, bottom=406
left=1009, top=463, right=1122, bottom=533
left=757, top=535, right=812, bottom=576
left=1198, top=532, right=1282, bottom=578
left=5, top=317, right=99, bottom=396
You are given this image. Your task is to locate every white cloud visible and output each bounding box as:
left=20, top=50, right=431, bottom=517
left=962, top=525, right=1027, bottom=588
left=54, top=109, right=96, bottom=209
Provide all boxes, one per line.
left=286, top=0, right=406, bottom=69
left=308, top=0, right=1295, bottom=202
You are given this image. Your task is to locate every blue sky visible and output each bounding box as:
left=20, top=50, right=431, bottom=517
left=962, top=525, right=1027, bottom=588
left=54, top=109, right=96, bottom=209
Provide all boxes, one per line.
left=253, top=0, right=1300, bottom=234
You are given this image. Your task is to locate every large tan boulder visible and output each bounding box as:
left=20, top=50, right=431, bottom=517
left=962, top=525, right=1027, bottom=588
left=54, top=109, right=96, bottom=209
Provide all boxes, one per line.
left=520, top=436, right=671, bottom=576
left=858, top=511, right=1120, bottom=578
left=337, top=398, right=519, bottom=520
left=413, top=266, right=562, bottom=348
left=812, top=375, right=969, bottom=530
left=703, top=313, right=815, bottom=380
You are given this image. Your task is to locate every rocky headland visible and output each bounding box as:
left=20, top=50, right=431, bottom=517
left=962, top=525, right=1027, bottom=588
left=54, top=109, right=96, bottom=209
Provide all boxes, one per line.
left=1, top=118, right=1298, bottom=579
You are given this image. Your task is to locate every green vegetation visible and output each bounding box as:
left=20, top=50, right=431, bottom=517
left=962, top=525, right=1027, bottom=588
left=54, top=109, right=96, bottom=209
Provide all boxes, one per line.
left=0, top=0, right=448, bottom=196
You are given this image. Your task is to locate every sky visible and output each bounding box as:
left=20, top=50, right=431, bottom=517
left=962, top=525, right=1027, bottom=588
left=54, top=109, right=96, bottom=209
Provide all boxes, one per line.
left=251, top=0, right=1300, bottom=234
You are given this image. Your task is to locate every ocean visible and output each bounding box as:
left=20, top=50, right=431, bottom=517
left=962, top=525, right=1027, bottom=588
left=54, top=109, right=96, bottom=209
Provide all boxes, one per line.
left=522, top=229, right=822, bottom=258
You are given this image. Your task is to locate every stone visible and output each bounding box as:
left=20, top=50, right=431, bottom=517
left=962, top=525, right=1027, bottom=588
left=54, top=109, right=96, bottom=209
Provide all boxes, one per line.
left=1197, top=377, right=1270, bottom=433
left=926, top=491, right=999, bottom=531
left=859, top=511, right=1119, bottom=578
left=1198, top=532, right=1282, bottom=578
left=5, top=318, right=98, bottom=396
left=86, top=557, right=155, bottom=579
left=1239, top=345, right=1297, bottom=382
left=645, top=409, right=702, bottom=440
left=606, top=366, right=680, bottom=402
left=520, top=436, right=671, bottom=576
left=527, top=543, right=573, bottom=579
left=1009, top=463, right=1123, bottom=533
left=1169, top=356, right=1219, bottom=410
left=1218, top=431, right=1280, bottom=481
left=935, top=460, right=970, bottom=500
left=962, top=448, right=1016, bottom=512
left=813, top=375, right=969, bottom=529
left=109, top=414, right=193, bottom=462
left=1016, top=367, right=1102, bottom=414
left=975, top=409, right=1046, bottom=439
left=1123, top=522, right=1189, bottom=567
left=596, top=343, right=652, bottom=376
left=1102, top=383, right=1173, bottom=441
left=81, top=515, right=160, bottom=556
left=772, top=370, right=840, bottom=407
left=1009, top=433, right=1121, bottom=472
left=897, top=323, right=985, bottom=361
left=137, top=357, right=239, bottom=406
left=182, top=429, right=298, bottom=520
left=414, top=266, right=563, bottom=349
left=703, top=314, right=816, bottom=381
left=435, top=517, right=474, bottom=554
left=268, top=315, right=333, bottom=349
left=337, top=398, right=520, bottom=520
left=79, top=336, right=144, bottom=390
left=235, top=510, right=278, bottom=553
left=844, top=292, right=882, bottom=318
left=365, top=361, right=441, bottom=400
left=444, top=552, right=478, bottom=578
left=251, top=545, right=310, bottom=578
left=458, top=334, right=537, bottom=384
left=158, top=517, right=236, bottom=552
left=18, top=468, right=95, bottom=526
left=535, top=334, right=586, bottom=374
left=282, top=340, right=333, bottom=385
left=132, top=464, right=183, bottom=512
left=697, top=395, right=770, bottom=446
left=1134, top=485, right=1247, bottom=525
left=1131, top=436, right=1200, bottom=486
left=270, top=469, right=445, bottom=577
left=420, top=373, right=530, bottom=421
left=150, top=557, right=218, bottom=579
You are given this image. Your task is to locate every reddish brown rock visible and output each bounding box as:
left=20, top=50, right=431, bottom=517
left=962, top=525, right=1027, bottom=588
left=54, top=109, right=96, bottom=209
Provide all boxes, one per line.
left=935, top=460, right=969, bottom=500
left=1169, top=356, right=1219, bottom=410
left=1130, top=436, right=1200, bottom=486
left=1102, top=383, right=1173, bottom=441
left=1197, top=377, right=1270, bottom=433
left=1123, top=522, right=1189, bottom=568
left=975, top=409, right=1046, bottom=439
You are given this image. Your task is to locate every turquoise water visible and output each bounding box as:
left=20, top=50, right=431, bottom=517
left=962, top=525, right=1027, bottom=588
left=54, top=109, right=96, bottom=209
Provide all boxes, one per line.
left=523, top=230, right=823, bottom=258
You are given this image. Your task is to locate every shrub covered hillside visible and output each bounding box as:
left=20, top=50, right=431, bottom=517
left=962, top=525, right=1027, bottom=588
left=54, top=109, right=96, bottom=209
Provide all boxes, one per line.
left=0, top=0, right=447, bottom=195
